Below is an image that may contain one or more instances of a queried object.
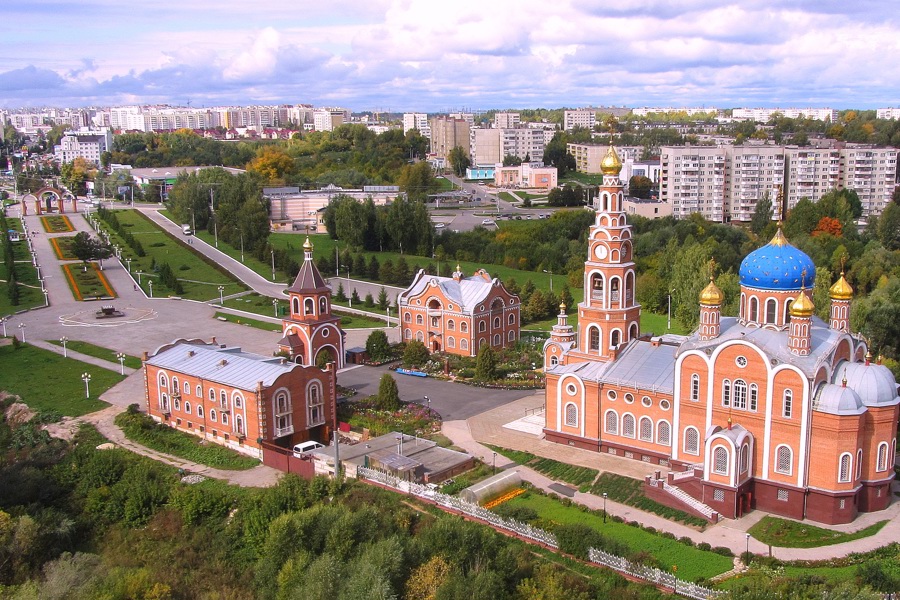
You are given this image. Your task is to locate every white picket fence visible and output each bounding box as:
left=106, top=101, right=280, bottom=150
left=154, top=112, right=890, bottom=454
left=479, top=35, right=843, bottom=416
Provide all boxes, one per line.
left=358, top=467, right=722, bottom=599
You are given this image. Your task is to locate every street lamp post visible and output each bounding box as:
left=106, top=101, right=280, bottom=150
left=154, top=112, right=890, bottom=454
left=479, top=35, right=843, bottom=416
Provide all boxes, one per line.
left=240, top=233, right=244, bottom=262
left=602, top=492, right=608, bottom=523
left=148, top=280, right=153, bottom=298
left=116, top=352, right=126, bottom=375
left=492, top=451, right=497, bottom=475
left=0, top=317, right=7, bottom=337
left=136, top=270, right=143, bottom=285
left=542, top=269, right=553, bottom=292
left=60, top=336, right=69, bottom=357
left=745, top=533, right=751, bottom=564
left=218, top=285, right=225, bottom=305
left=270, top=249, right=276, bottom=281
left=273, top=299, right=279, bottom=317
left=424, top=396, right=430, bottom=411
left=81, top=372, right=91, bottom=398
left=17, top=323, right=25, bottom=343
left=386, top=306, right=391, bottom=326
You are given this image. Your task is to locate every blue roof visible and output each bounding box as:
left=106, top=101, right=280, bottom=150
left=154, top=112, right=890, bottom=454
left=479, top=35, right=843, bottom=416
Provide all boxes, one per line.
left=739, top=229, right=815, bottom=291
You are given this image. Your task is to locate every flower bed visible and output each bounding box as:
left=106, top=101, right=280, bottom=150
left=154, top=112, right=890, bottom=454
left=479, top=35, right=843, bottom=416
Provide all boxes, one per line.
left=62, top=262, right=116, bottom=301
left=337, top=399, right=441, bottom=437
left=40, top=215, right=75, bottom=233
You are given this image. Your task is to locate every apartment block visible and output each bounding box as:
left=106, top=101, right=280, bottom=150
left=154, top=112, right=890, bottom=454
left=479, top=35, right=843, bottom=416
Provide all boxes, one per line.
left=313, top=109, right=348, bottom=132
left=402, top=113, right=430, bottom=137
left=783, top=147, right=842, bottom=213
left=732, top=108, right=838, bottom=122
left=567, top=144, right=643, bottom=174
left=876, top=108, right=900, bottom=120
left=53, top=128, right=113, bottom=166
left=493, top=112, right=521, bottom=129
left=660, top=146, right=728, bottom=221
left=430, top=117, right=471, bottom=159
left=632, top=107, right=718, bottom=117
left=838, top=147, right=899, bottom=216
left=563, top=109, right=596, bottom=131
left=726, top=146, right=786, bottom=221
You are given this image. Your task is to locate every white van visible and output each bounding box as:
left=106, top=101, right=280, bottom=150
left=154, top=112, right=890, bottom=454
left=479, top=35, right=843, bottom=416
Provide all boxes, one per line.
left=292, top=441, right=324, bottom=457
left=181, top=224, right=192, bottom=235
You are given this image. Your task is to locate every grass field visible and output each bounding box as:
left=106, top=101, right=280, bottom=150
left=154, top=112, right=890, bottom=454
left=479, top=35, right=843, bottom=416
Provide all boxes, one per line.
left=0, top=343, right=115, bottom=416
left=213, top=311, right=283, bottom=332
left=504, top=492, right=733, bottom=581
left=488, top=445, right=598, bottom=491
left=221, top=292, right=388, bottom=328
left=97, top=210, right=246, bottom=301
left=47, top=339, right=142, bottom=370
left=591, top=473, right=709, bottom=527
left=747, top=515, right=888, bottom=548
left=62, top=262, right=116, bottom=300
left=560, top=172, right=606, bottom=186
left=116, top=409, right=260, bottom=470
left=0, top=220, right=44, bottom=316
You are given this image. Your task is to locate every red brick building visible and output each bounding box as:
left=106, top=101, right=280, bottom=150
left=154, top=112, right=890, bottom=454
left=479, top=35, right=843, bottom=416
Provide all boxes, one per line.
left=397, top=266, right=520, bottom=356
left=542, top=146, right=899, bottom=525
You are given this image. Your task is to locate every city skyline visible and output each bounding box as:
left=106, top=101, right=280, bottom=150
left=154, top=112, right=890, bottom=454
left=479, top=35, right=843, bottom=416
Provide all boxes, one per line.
left=1, top=1, right=899, bottom=111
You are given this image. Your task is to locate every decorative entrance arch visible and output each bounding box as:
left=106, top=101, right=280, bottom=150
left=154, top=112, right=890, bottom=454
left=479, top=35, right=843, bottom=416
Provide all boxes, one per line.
left=27, top=187, right=69, bottom=215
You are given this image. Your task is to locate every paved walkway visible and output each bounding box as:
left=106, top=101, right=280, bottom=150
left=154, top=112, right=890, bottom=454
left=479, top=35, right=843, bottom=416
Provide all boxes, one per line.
left=443, top=396, right=900, bottom=562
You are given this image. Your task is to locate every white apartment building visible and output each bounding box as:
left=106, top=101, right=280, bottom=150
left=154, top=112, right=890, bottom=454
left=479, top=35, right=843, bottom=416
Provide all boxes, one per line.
left=838, top=147, right=899, bottom=217
left=726, top=146, right=786, bottom=222
left=53, top=129, right=113, bottom=166
left=660, top=146, right=728, bottom=221
left=470, top=127, right=544, bottom=165
left=563, top=109, right=596, bottom=131
left=402, top=113, right=430, bottom=137
left=313, top=109, right=349, bottom=132
left=632, top=107, right=718, bottom=117
left=783, top=147, right=842, bottom=214
left=876, top=108, right=900, bottom=120
left=732, top=108, right=838, bottom=122
left=493, top=112, right=521, bottom=129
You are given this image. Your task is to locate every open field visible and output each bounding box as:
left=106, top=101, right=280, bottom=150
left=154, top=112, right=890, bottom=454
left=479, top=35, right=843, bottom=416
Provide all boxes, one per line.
left=747, top=515, right=888, bottom=548
left=48, top=339, right=142, bottom=370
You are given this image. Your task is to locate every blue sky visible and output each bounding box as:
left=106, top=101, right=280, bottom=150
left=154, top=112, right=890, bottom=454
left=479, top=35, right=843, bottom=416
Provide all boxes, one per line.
left=1, top=0, right=898, bottom=111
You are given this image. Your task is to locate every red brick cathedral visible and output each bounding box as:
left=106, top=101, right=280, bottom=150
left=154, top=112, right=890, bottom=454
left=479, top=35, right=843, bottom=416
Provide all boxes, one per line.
left=543, top=146, right=899, bottom=524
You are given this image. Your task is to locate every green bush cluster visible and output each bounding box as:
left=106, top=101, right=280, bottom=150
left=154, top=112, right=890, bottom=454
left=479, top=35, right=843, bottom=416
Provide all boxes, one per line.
left=96, top=207, right=145, bottom=256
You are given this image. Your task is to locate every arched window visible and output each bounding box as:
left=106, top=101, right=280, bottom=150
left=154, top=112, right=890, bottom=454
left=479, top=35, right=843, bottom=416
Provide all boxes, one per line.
left=304, top=298, right=314, bottom=315
left=404, top=312, right=411, bottom=323
left=319, top=297, right=327, bottom=314
left=733, top=380, right=747, bottom=409
left=292, top=298, right=300, bottom=314
left=722, top=379, right=731, bottom=407
left=508, top=330, right=515, bottom=341
left=460, top=339, right=468, bottom=350
left=235, top=415, right=244, bottom=435
left=161, top=394, right=170, bottom=412
left=196, top=384, right=202, bottom=397
left=589, top=327, right=600, bottom=351
left=605, top=410, right=618, bottom=435
left=447, top=319, right=455, bottom=330
left=611, top=330, right=620, bottom=347
left=447, top=337, right=455, bottom=348
left=415, top=331, right=424, bottom=342
left=876, top=442, right=889, bottom=472
left=173, top=398, right=180, bottom=411
left=657, top=421, right=671, bottom=446
left=838, top=453, right=852, bottom=482
left=308, top=384, right=324, bottom=426
left=508, top=313, right=515, bottom=324
left=591, top=274, right=604, bottom=299
left=405, top=328, right=412, bottom=340
left=749, top=297, right=759, bottom=322
left=622, top=414, right=636, bottom=438
left=479, top=338, right=486, bottom=349
left=172, top=376, right=179, bottom=393
left=639, top=417, right=653, bottom=441
left=765, top=298, right=777, bottom=324
left=209, top=389, right=216, bottom=402
left=493, top=317, right=500, bottom=328
left=740, top=444, right=750, bottom=473
left=234, top=394, right=243, bottom=409
left=460, top=322, right=468, bottom=333
left=749, top=383, right=758, bottom=411
left=690, top=374, right=700, bottom=401
left=184, top=382, right=190, bottom=395
left=684, top=427, right=700, bottom=455
left=550, top=355, right=559, bottom=366
left=493, top=334, right=500, bottom=345
left=713, top=447, right=729, bottom=475
left=210, top=409, right=217, bottom=422
left=221, top=413, right=228, bottom=425
left=775, top=445, right=792, bottom=475
left=479, top=321, right=486, bottom=332
left=782, top=389, right=793, bottom=418
left=784, top=300, right=793, bottom=323
left=184, top=401, right=191, bottom=415
left=416, top=314, right=423, bottom=325
left=565, top=403, right=578, bottom=427
left=220, top=391, right=227, bottom=406
left=197, top=405, right=204, bottom=418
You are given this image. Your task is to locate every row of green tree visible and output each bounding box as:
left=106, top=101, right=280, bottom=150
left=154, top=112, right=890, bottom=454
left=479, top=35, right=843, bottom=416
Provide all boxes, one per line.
left=322, top=194, right=435, bottom=255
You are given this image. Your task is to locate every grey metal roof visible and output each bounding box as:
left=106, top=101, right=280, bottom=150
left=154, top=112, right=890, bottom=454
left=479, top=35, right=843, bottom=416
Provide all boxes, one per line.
left=399, top=269, right=501, bottom=312
left=547, top=339, right=677, bottom=393
left=288, top=256, right=329, bottom=293
left=147, top=341, right=296, bottom=389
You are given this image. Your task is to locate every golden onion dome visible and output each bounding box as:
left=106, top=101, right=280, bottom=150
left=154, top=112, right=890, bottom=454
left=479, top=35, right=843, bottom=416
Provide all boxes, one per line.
left=559, top=302, right=567, bottom=312
left=790, top=289, right=815, bottom=318
left=829, top=271, right=853, bottom=300
left=699, top=277, right=724, bottom=306
left=600, top=145, right=623, bottom=176
left=302, top=236, right=313, bottom=252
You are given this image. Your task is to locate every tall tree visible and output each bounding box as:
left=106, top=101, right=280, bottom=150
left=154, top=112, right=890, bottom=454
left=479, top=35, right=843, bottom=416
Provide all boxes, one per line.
left=750, top=193, right=773, bottom=235
left=447, top=146, right=470, bottom=177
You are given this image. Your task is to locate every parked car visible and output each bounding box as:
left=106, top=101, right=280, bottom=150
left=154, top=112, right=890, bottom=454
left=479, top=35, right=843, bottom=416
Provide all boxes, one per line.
left=434, top=222, right=446, bottom=229
left=482, top=219, right=494, bottom=226
left=292, top=441, right=324, bottom=457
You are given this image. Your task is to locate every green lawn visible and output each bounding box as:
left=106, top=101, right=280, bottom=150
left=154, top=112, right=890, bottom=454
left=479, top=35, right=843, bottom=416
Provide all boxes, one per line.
left=96, top=210, right=246, bottom=301
left=560, top=172, right=606, bottom=186
left=434, top=177, right=456, bottom=192
left=488, top=445, right=598, bottom=491
left=591, top=473, right=708, bottom=527
left=504, top=492, right=733, bottom=581
left=213, top=311, right=282, bottom=332
left=221, top=292, right=388, bottom=328
left=747, top=515, right=888, bottom=548
left=115, top=409, right=260, bottom=470
left=0, top=343, right=115, bottom=416
left=0, top=220, right=44, bottom=316
left=62, top=262, right=116, bottom=300
left=47, top=339, right=142, bottom=370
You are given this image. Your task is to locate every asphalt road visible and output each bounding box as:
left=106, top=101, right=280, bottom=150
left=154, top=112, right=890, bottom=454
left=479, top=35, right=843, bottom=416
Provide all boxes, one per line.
left=337, top=364, right=541, bottom=422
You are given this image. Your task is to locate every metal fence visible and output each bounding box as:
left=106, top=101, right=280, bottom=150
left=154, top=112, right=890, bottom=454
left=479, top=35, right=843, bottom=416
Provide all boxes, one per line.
left=358, top=467, right=724, bottom=598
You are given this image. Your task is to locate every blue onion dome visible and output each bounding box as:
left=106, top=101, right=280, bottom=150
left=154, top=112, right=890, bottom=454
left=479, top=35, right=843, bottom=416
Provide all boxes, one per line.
left=739, top=227, right=816, bottom=291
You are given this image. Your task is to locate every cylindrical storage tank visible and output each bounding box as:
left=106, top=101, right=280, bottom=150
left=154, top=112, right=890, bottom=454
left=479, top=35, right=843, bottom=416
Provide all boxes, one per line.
left=459, top=470, right=522, bottom=505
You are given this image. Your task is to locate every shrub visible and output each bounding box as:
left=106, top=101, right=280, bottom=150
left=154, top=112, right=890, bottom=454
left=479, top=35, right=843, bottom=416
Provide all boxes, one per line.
left=712, top=546, right=734, bottom=557
left=374, top=374, right=401, bottom=411
left=679, top=536, right=695, bottom=547
left=698, top=542, right=711, bottom=551
left=402, top=341, right=429, bottom=367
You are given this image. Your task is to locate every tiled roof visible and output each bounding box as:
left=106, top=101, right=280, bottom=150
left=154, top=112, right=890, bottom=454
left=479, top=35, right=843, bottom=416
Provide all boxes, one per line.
left=288, top=257, right=329, bottom=294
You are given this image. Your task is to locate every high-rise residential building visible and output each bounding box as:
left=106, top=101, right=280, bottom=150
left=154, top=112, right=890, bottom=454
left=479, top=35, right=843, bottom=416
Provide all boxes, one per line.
left=493, top=112, right=521, bottom=129
left=838, top=147, right=899, bottom=217
left=563, top=109, right=596, bottom=131
left=783, top=147, right=842, bottom=214
left=429, top=117, right=471, bottom=159
left=470, top=127, right=545, bottom=165
left=726, top=146, right=786, bottom=222
left=876, top=108, right=900, bottom=120
left=402, top=113, right=430, bottom=136
left=660, top=146, right=728, bottom=221
left=632, top=107, right=718, bottom=117
left=53, top=128, right=113, bottom=166
left=732, top=108, right=838, bottom=122
left=312, top=109, right=348, bottom=131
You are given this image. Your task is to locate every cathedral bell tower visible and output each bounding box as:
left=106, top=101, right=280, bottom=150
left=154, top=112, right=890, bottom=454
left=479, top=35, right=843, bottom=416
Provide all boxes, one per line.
left=569, top=146, right=641, bottom=362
